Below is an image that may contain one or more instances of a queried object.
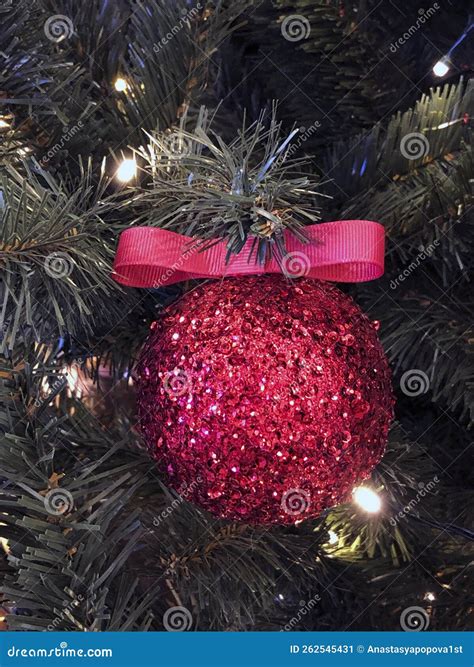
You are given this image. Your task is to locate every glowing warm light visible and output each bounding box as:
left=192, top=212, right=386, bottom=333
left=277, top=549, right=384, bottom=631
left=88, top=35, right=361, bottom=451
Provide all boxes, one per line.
left=353, top=486, right=381, bottom=513
left=64, top=365, right=80, bottom=398
left=0, top=119, right=10, bottom=128
left=328, top=530, right=338, bottom=545
left=114, top=77, right=127, bottom=92
left=433, top=59, right=450, bottom=77
left=116, top=158, right=137, bottom=183
left=0, top=536, right=10, bottom=554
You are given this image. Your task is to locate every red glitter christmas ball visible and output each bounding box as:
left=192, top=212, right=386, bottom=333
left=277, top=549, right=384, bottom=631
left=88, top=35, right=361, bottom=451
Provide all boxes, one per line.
left=136, top=276, right=394, bottom=525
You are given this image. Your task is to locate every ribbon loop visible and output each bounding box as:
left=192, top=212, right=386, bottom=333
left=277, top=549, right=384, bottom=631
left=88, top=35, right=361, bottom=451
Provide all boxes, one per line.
left=113, top=220, right=385, bottom=288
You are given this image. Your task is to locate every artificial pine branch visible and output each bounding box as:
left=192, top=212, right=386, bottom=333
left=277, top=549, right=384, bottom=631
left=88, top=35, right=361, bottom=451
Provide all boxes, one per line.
left=220, top=1, right=471, bottom=153
left=0, top=164, right=132, bottom=349
left=0, top=351, right=158, bottom=631
left=122, top=107, right=323, bottom=261
left=325, top=78, right=473, bottom=205
left=0, top=1, right=252, bottom=175
left=360, top=286, right=474, bottom=424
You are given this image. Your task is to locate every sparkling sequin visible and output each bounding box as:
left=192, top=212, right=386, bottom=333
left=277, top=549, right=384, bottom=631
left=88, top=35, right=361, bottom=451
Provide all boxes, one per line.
left=136, top=277, right=394, bottom=525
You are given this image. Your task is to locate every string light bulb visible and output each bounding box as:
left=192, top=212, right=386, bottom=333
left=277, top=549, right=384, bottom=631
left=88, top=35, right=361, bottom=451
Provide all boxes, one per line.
left=0, top=536, right=10, bottom=554
left=0, top=118, right=10, bottom=128
left=116, top=158, right=137, bottom=183
left=114, top=77, right=127, bottom=92
left=424, top=592, right=436, bottom=602
left=353, top=486, right=381, bottom=513
left=432, top=20, right=473, bottom=78
left=328, top=530, right=339, bottom=545
left=432, top=57, right=450, bottom=78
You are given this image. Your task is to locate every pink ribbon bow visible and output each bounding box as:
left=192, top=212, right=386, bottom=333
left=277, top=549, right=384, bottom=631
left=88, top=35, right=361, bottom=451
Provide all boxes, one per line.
left=112, top=220, right=385, bottom=288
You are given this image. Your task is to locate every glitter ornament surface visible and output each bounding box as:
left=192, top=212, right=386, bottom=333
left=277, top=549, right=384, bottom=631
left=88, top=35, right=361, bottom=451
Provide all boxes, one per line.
left=136, top=276, right=394, bottom=524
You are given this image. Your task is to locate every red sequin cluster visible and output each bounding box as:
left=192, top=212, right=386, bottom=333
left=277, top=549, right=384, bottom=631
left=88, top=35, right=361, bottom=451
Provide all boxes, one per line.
left=136, top=276, right=394, bottom=524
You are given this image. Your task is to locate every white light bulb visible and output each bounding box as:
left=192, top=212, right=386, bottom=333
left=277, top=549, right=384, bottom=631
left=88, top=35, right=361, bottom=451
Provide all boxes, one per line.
left=353, top=486, right=381, bottom=513
left=424, top=592, right=436, bottom=602
left=64, top=365, right=79, bottom=395
left=114, top=77, right=127, bottom=92
left=0, top=118, right=10, bottom=128
left=433, top=59, right=450, bottom=77
left=328, top=530, right=338, bottom=545
left=0, top=536, right=10, bottom=554
left=116, top=158, right=137, bottom=183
